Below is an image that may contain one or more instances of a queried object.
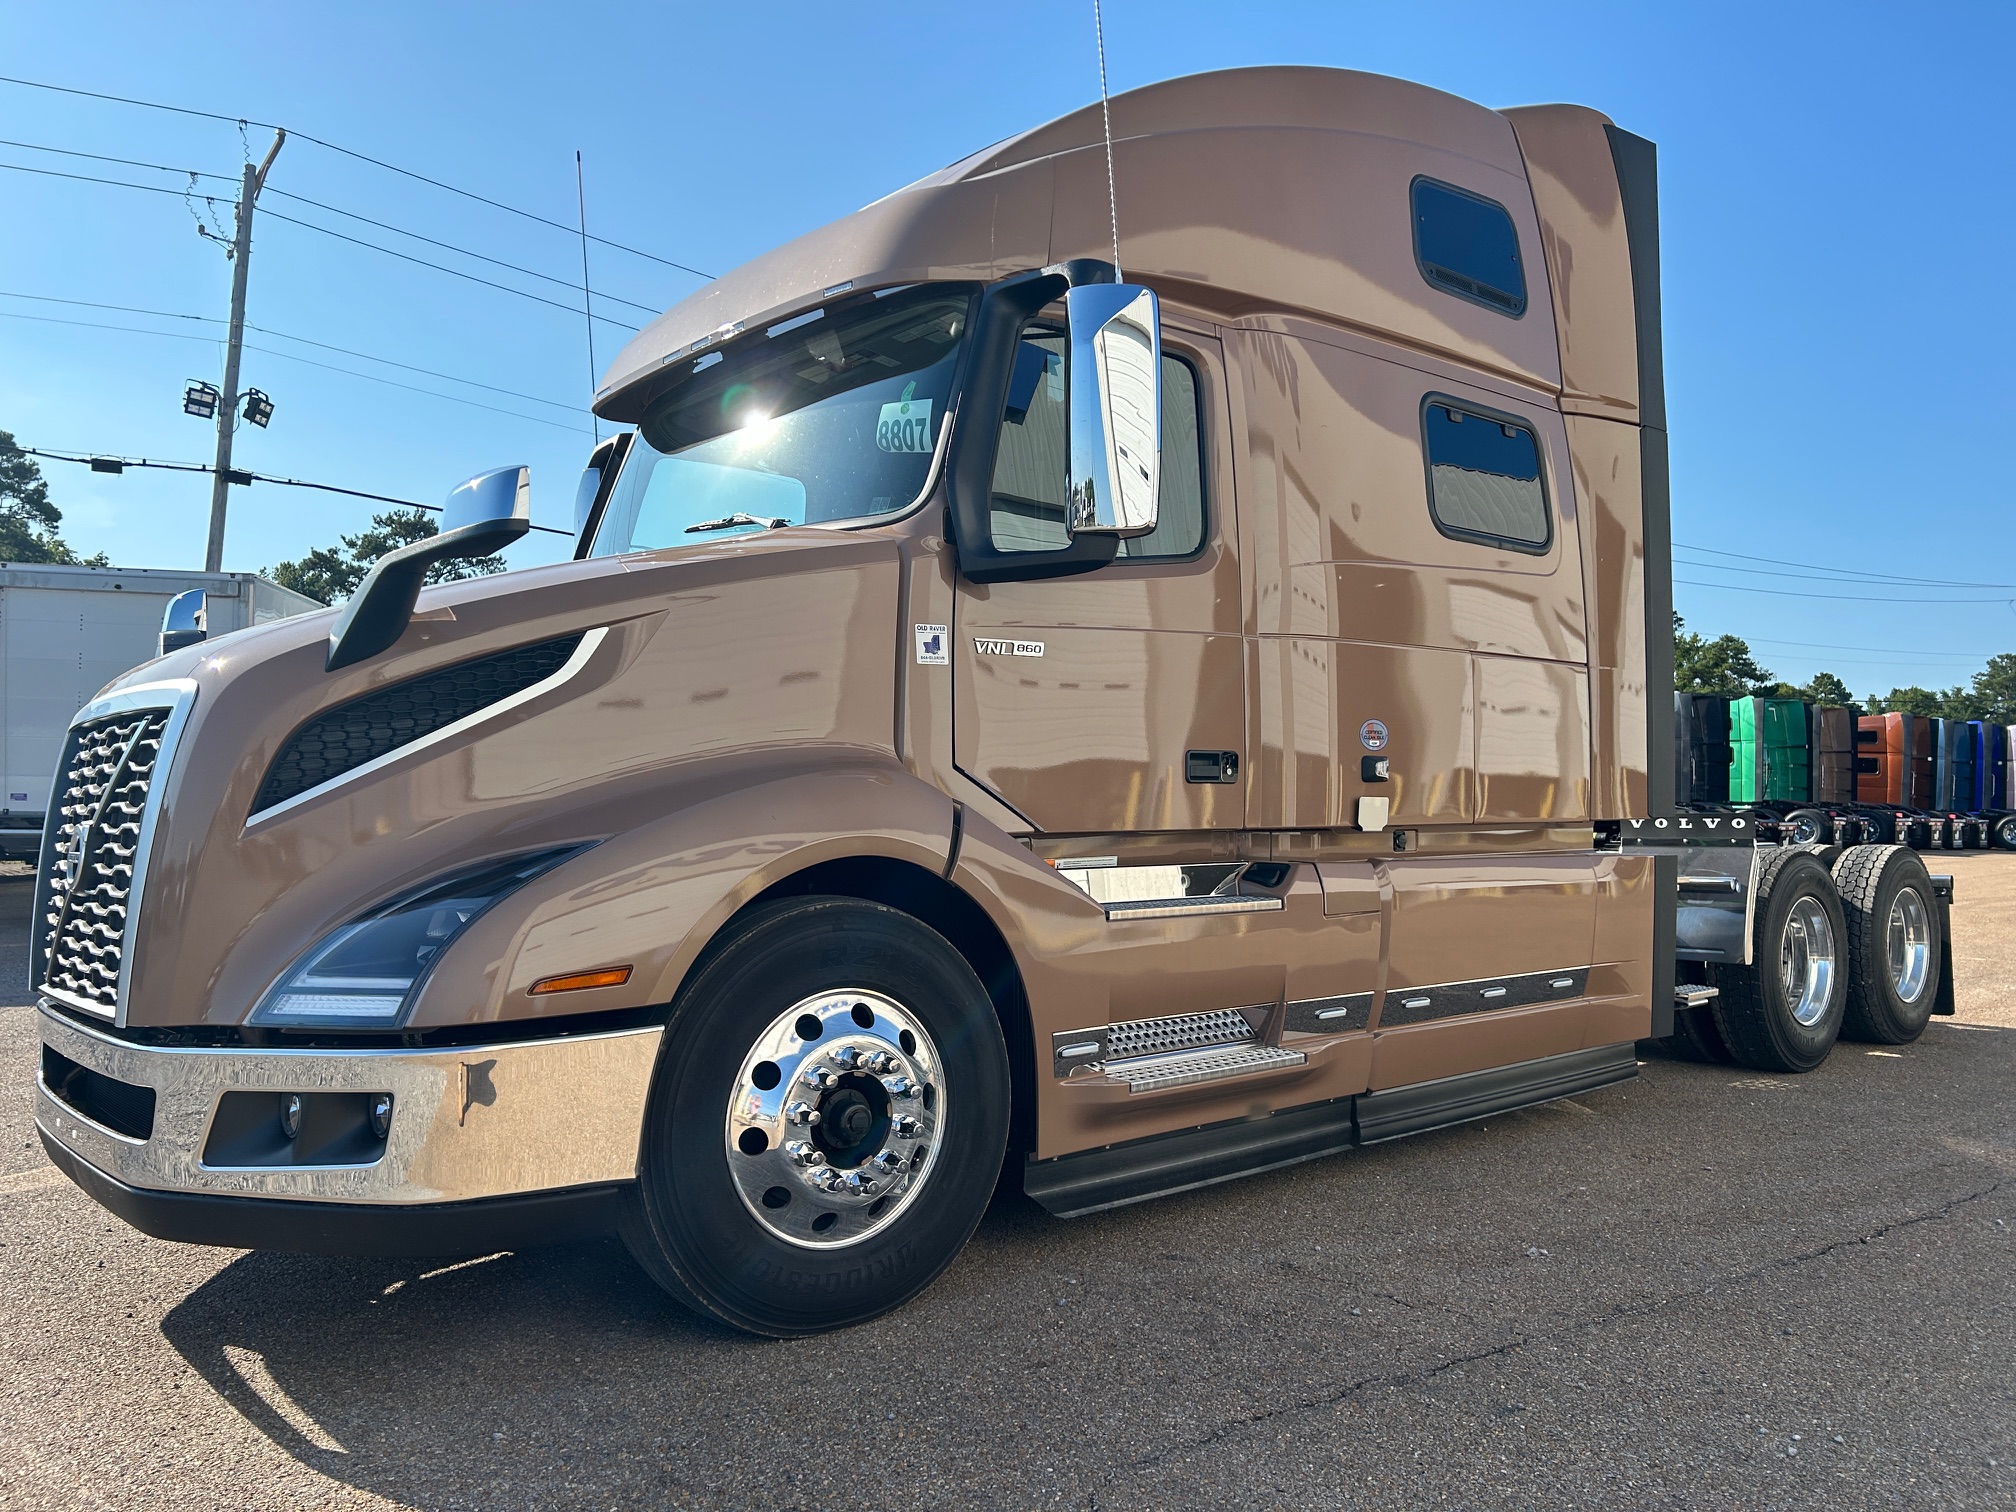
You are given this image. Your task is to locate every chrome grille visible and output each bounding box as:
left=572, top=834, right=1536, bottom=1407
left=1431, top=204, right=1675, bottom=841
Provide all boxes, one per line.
left=36, top=707, right=171, bottom=1014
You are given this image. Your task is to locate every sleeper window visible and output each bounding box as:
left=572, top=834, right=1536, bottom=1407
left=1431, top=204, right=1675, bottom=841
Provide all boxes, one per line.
left=1411, top=177, right=1527, bottom=317
left=989, top=330, right=1206, bottom=558
left=1422, top=399, right=1550, bottom=552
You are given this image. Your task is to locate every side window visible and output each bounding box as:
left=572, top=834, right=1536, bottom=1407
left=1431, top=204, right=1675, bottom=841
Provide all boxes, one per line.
left=988, top=328, right=1207, bottom=559
left=1411, top=177, right=1527, bottom=317
left=1421, top=397, right=1550, bottom=553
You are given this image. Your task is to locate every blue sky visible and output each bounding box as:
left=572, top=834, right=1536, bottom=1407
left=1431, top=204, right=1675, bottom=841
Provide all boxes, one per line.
left=2, top=0, right=2009, bottom=699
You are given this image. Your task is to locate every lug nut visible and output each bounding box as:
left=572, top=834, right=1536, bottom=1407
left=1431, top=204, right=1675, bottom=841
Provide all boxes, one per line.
left=883, top=1076, right=920, bottom=1101
left=785, top=1140, right=819, bottom=1166
left=801, top=1067, right=836, bottom=1090
left=870, top=1151, right=903, bottom=1175
left=832, top=1046, right=861, bottom=1069
left=891, top=1115, right=922, bottom=1139
left=785, top=1101, right=821, bottom=1126
left=809, top=1166, right=840, bottom=1191
left=864, top=1051, right=895, bottom=1073
left=843, top=1172, right=874, bottom=1196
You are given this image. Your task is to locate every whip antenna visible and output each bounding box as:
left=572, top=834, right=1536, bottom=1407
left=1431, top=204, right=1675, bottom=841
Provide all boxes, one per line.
left=1093, top=0, right=1120, bottom=278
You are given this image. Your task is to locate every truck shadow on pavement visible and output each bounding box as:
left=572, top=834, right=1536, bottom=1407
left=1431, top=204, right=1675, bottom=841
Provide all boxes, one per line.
left=151, top=1023, right=2016, bottom=1510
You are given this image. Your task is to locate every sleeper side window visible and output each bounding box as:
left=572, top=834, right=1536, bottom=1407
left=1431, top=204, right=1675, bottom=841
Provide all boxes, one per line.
left=1421, top=397, right=1550, bottom=553
left=988, top=327, right=1207, bottom=559
left=1411, top=177, right=1527, bottom=317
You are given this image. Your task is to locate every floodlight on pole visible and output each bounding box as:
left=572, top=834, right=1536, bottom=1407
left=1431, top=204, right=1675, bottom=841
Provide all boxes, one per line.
left=183, top=381, right=220, bottom=419
left=242, top=389, right=274, bottom=428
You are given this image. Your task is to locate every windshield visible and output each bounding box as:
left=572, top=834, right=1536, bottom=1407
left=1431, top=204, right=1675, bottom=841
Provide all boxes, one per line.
left=590, top=286, right=973, bottom=554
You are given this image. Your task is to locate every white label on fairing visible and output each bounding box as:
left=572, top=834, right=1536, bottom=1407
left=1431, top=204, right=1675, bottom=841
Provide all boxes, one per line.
left=914, top=624, right=948, bottom=665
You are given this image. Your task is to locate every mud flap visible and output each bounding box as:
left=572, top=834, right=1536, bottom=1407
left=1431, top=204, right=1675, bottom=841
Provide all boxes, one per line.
left=1929, top=873, right=1957, bottom=1016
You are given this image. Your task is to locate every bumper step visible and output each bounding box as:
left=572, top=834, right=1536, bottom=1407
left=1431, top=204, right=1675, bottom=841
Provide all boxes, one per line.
left=1107, top=1043, right=1307, bottom=1095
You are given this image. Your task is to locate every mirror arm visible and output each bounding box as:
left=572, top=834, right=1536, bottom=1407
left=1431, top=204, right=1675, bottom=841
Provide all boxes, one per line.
left=947, top=267, right=1121, bottom=586
left=325, top=515, right=530, bottom=671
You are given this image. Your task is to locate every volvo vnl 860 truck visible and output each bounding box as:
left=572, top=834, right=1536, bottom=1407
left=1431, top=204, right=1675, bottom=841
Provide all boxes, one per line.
left=31, top=68, right=1955, bottom=1336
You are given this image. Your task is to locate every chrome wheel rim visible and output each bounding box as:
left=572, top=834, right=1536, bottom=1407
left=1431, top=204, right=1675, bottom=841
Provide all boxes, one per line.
left=1781, top=895, right=1838, bottom=1027
left=724, top=989, right=942, bottom=1249
left=1788, top=814, right=1822, bottom=844
left=1886, top=886, right=1931, bottom=1004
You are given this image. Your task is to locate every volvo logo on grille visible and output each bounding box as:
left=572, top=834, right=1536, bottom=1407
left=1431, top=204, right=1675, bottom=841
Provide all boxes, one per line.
left=65, top=827, right=86, bottom=879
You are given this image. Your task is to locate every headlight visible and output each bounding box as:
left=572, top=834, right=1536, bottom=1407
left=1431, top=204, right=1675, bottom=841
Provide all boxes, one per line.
left=251, top=847, right=584, bottom=1030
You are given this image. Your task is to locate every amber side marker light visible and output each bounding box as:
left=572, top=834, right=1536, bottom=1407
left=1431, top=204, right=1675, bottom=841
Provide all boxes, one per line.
left=529, top=966, right=634, bottom=996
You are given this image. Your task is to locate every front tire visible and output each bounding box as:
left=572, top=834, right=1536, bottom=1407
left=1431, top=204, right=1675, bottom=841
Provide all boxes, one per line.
left=1996, top=814, right=2016, bottom=851
left=1710, top=849, right=1848, bottom=1073
left=1833, top=845, right=1941, bottom=1044
left=621, top=896, right=1010, bottom=1337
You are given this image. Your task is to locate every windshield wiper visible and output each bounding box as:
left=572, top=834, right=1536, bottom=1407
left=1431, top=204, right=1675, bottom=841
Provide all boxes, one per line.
left=684, top=512, right=793, bottom=534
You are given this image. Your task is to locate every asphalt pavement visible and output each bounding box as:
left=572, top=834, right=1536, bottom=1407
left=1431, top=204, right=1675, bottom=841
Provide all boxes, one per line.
left=3, top=855, right=2013, bottom=1511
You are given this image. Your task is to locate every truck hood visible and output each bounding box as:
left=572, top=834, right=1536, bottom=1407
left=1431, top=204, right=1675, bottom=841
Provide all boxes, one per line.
left=105, top=525, right=907, bottom=1028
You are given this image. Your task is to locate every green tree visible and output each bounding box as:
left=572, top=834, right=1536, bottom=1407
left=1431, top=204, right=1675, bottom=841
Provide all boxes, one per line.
left=266, top=509, right=504, bottom=606
left=1673, top=614, right=1776, bottom=697
left=1801, top=671, right=1856, bottom=710
left=1967, top=653, right=2016, bottom=724
left=1868, top=686, right=1945, bottom=717
left=0, top=430, right=107, bottom=565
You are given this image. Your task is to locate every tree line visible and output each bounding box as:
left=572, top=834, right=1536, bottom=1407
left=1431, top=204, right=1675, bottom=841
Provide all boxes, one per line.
left=1675, top=614, right=2016, bottom=723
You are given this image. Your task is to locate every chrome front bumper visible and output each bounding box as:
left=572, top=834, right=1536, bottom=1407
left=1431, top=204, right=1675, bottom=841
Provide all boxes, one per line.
left=35, top=1005, right=662, bottom=1207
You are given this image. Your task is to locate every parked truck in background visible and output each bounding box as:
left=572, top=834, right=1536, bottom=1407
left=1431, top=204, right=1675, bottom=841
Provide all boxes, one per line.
left=0, top=564, right=318, bottom=858
left=29, top=68, right=1961, bottom=1337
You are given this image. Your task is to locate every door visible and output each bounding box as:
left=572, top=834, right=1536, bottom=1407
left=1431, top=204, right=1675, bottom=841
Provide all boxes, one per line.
left=954, top=321, right=1242, bottom=834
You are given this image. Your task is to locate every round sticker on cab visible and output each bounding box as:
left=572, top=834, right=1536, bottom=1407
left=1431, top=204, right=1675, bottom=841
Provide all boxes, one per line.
left=1358, top=719, right=1389, bottom=752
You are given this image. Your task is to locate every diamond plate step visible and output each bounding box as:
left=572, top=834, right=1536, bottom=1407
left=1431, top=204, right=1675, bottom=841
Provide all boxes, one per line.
left=1108, top=1043, right=1307, bottom=1095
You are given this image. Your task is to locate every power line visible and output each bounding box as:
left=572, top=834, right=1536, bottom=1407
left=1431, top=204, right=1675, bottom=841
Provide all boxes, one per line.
left=262, top=184, right=662, bottom=315
left=0, top=73, right=712, bottom=278
left=1673, top=552, right=2016, bottom=592
left=20, top=446, right=574, bottom=536
left=1674, top=578, right=2015, bottom=605
left=0, top=310, right=591, bottom=433
left=0, top=290, right=583, bottom=410
left=0, top=161, right=646, bottom=330
left=259, top=207, right=639, bottom=331
left=1746, top=637, right=1994, bottom=659
left=1674, top=539, right=2015, bottom=591
left=0, top=134, right=668, bottom=315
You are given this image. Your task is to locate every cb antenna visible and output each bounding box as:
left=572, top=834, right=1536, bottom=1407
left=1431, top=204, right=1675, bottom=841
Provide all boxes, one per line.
left=1093, top=0, right=1121, bottom=278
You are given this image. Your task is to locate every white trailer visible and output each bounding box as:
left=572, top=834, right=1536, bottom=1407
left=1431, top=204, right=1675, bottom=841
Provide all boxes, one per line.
left=0, top=564, right=320, bottom=854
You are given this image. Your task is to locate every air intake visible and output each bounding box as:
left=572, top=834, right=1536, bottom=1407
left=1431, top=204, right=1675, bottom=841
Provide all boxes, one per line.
left=253, top=633, right=586, bottom=814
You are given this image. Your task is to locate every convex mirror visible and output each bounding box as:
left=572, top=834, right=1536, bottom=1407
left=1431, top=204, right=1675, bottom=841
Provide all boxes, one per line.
left=159, top=588, right=208, bottom=656
left=1064, top=283, right=1161, bottom=538
left=326, top=464, right=532, bottom=670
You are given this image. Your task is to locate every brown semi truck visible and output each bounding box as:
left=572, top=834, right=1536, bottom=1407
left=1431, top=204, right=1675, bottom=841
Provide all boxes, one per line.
left=32, top=68, right=1956, bottom=1336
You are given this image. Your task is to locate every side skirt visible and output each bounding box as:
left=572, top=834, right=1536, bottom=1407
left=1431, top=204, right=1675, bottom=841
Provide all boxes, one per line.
left=1023, top=1042, right=1639, bottom=1219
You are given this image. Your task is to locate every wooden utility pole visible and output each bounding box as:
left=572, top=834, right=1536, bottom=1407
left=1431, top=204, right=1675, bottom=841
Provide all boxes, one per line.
left=204, top=130, right=285, bottom=573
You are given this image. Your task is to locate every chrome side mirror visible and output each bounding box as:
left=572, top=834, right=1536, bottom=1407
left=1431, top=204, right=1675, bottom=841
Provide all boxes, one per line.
left=159, top=588, right=207, bottom=656
left=1064, top=283, right=1160, bottom=537
left=326, top=465, right=532, bottom=671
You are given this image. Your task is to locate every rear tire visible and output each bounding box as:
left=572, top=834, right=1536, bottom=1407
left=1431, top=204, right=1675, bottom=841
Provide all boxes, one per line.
left=1832, top=845, right=1941, bottom=1045
left=1860, top=811, right=1895, bottom=846
left=1780, top=807, right=1830, bottom=845
left=621, top=896, right=1010, bottom=1337
left=1996, top=815, right=2016, bottom=851
left=1710, top=849, right=1848, bottom=1073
